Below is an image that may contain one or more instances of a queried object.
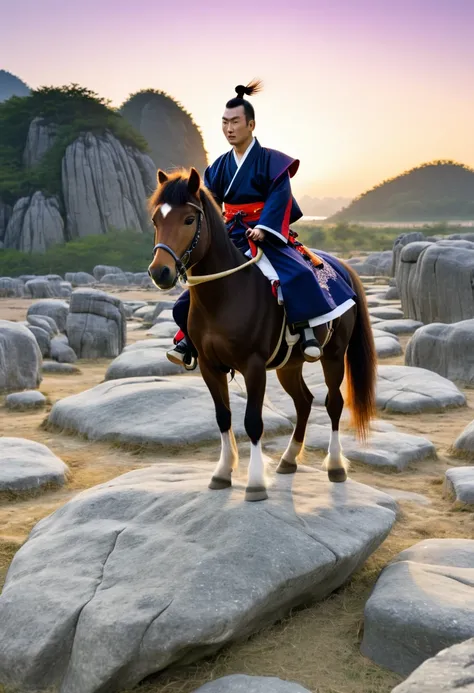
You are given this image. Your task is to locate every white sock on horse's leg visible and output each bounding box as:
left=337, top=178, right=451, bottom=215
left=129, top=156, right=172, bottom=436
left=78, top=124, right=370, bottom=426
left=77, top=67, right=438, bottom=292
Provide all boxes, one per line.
left=323, top=430, right=349, bottom=473
left=247, top=440, right=267, bottom=488
left=282, top=435, right=303, bottom=465
left=212, top=430, right=239, bottom=481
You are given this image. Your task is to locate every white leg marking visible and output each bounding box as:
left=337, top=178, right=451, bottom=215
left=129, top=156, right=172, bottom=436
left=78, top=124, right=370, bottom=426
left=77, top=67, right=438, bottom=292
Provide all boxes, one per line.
left=212, top=430, right=238, bottom=480
left=323, top=430, right=349, bottom=472
left=247, top=440, right=267, bottom=488
left=282, top=435, right=304, bottom=465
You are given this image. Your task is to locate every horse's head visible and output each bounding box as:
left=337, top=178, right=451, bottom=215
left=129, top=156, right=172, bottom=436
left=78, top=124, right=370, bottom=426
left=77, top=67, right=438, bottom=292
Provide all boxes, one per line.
left=148, top=168, right=206, bottom=289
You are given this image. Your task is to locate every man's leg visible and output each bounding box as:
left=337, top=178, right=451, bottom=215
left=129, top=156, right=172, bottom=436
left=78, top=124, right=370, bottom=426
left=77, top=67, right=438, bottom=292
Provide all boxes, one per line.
left=166, top=290, right=198, bottom=369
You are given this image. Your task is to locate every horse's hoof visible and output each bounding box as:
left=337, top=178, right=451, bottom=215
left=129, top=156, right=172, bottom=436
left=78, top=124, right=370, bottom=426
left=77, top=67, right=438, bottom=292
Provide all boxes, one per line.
left=245, top=486, right=268, bottom=502
left=208, top=476, right=232, bottom=490
left=276, top=459, right=297, bottom=474
left=328, top=468, right=347, bottom=483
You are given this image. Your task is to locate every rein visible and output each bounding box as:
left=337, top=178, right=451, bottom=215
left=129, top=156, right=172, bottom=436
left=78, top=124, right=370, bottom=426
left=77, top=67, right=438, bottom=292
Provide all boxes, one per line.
left=152, top=201, right=263, bottom=288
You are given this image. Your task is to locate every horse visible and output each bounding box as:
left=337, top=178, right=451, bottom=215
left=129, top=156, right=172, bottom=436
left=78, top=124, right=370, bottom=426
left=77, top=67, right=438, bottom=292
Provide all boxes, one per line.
left=148, top=167, right=377, bottom=502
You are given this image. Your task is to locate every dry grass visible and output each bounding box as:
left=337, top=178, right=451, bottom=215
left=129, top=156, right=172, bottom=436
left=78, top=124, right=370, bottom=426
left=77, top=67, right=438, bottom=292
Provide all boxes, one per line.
left=0, top=289, right=473, bottom=693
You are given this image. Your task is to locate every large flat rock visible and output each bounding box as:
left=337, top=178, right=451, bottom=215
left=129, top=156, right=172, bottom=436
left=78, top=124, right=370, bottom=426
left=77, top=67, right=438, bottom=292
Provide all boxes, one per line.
left=264, top=424, right=435, bottom=471
left=46, top=376, right=293, bottom=446
left=376, top=319, right=423, bottom=335
left=377, top=365, right=466, bottom=413
left=454, top=420, right=474, bottom=456
left=391, top=637, right=474, bottom=692
left=0, top=437, right=68, bottom=492
left=361, top=538, right=474, bottom=676
left=105, top=348, right=183, bottom=380
left=193, top=676, right=311, bottom=692
left=0, top=464, right=396, bottom=693
left=443, top=467, right=474, bottom=506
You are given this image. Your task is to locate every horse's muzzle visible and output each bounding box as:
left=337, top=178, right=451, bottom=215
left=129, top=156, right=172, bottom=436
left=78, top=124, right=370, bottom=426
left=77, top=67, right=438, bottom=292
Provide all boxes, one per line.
left=148, top=264, right=177, bottom=290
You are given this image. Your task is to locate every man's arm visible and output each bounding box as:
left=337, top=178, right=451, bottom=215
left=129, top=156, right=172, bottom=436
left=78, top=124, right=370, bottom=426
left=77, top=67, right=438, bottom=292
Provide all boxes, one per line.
left=254, top=172, right=292, bottom=244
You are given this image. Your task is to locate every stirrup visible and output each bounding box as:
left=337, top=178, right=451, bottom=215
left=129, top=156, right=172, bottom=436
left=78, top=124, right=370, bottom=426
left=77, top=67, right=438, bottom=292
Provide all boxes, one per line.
left=166, top=345, right=198, bottom=371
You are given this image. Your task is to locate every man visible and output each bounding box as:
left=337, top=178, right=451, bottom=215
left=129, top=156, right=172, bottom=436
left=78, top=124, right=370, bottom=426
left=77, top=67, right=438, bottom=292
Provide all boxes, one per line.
left=166, top=81, right=356, bottom=370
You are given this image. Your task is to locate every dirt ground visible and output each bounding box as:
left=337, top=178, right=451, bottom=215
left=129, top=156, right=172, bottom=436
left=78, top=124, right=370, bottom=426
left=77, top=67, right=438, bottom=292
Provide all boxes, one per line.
left=1, top=290, right=473, bottom=693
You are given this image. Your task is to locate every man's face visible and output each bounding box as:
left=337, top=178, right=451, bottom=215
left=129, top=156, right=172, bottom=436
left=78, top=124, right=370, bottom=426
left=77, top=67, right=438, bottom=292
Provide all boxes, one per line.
left=222, top=105, right=254, bottom=146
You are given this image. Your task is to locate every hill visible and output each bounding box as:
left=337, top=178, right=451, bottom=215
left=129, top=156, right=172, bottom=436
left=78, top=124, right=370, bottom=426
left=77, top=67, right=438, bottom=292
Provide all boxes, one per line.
left=0, top=70, right=30, bottom=102
left=329, top=161, right=474, bottom=222
left=120, top=89, right=208, bottom=173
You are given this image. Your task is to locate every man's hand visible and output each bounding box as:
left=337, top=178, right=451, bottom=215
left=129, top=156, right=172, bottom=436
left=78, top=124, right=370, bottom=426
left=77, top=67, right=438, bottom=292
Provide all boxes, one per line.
left=246, top=228, right=265, bottom=242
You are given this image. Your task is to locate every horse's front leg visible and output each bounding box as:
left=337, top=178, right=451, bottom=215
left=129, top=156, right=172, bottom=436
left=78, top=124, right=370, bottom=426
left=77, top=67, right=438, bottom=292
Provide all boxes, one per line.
left=200, top=359, right=239, bottom=489
left=241, top=354, right=268, bottom=502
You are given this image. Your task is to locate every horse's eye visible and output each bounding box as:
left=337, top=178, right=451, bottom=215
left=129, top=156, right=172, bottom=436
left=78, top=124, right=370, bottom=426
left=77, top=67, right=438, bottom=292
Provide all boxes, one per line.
left=184, top=216, right=195, bottom=226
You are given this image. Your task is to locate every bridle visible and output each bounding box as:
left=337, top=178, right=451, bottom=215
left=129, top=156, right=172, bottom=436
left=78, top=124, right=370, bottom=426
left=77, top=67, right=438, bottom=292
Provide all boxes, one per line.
left=151, top=201, right=204, bottom=283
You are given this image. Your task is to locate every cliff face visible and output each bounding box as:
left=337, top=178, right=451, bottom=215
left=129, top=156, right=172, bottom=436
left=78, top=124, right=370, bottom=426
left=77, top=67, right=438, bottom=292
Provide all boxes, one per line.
left=121, top=91, right=208, bottom=174
left=23, top=117, right=58, bottom=168
left=4, top=192, right=64, bottom=253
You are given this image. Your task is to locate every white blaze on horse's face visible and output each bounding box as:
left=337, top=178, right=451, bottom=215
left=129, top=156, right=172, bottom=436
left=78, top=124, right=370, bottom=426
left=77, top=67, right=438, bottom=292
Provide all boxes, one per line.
left=160, top=203, right=173, bottom=219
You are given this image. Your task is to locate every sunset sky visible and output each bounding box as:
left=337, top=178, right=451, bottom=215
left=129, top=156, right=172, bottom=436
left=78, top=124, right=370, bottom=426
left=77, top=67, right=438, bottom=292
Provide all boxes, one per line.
left=2, top=0, right=473, bottom=198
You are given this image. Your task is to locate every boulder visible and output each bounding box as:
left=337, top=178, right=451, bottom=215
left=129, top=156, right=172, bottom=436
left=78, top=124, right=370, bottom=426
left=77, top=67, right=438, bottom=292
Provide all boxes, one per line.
left=453, top=420, right=474, bottom=456
left=369, top=307, right=404, bottom=321
left=99, top=273, right=130, bottom=287
left=47, top=376, right=292, bottom=446
left=24, top=277, right=65, bottom=299
left=405, top=320, right=474, bottom=386
left=391, top=638, right=474, bottom=693
left=105, top=348, right=182, bottom=379
left=5, top=390, right=46, bottom=411
left=193, top=676, right=311, bottom=692
left=123, top=339, right=174, bottom=352
left=147, top=321, right=177, bottom=338
left=374, top=334, right=403, bottom=359
left=3, top=192, right=65, bottom=253
left=397, top=242, right=434, bottom=319
left=50, top=337, right=77, bottom=363
left=66, top=289, right=126, bottom=359
left=355, top=251, right=393, bottom=276
left=361, top=539, right=474, bottom=676
left=0, top=463, right=396, bottom=693
left=65, top=272, right=95, bottom=286
left=42, top=361, right=80, bottom=375
left=27, top=314, right=58, bottom=337
left=27, top=299, right=69, bottom=333
left=391, top=232, right=425, bottom=277
left=0, top=321, right=42, bottom=393
left=0, top=277, right=24, bottom=298
left=376, top=365, right=465, bottom=413
left=443, top=467, right=474, bottom=506
left=264, top=424, right=435, bottom=471
left=0, top=437, right=68, bottom=493
left=27, top=325, right=51, bottom=357
left=376, top=319, right=423, bottom=335
left=93, top=265, right=124, bottom=281
left=62, top=131, right=154, bottom=238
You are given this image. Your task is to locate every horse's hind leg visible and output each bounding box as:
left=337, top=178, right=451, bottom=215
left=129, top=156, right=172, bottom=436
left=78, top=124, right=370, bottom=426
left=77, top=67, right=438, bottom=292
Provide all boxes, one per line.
left=275, top=364, right=313, bottom=474
left=242, top=355, right=268, bottom=502
left=321, top=351, right=349, bottom=482
left=200, top=359, right=238, bottom=490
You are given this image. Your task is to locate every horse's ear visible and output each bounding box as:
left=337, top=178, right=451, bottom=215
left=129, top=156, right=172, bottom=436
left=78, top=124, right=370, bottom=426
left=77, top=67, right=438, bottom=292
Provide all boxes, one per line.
left=157, top=170, right=168, bottom=185
left=187, top=168, right=201, bottom=196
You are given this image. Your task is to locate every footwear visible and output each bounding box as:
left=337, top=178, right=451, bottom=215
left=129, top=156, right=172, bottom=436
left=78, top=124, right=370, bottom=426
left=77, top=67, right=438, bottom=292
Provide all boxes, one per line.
left=300, top=327, right=321, bottom=362
left=166, top=340, right=198, bottom=370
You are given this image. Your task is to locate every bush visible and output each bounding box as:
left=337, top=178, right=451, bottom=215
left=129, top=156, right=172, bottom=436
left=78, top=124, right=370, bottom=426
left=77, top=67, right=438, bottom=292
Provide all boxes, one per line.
left=0, top=230, right=154, bottom=277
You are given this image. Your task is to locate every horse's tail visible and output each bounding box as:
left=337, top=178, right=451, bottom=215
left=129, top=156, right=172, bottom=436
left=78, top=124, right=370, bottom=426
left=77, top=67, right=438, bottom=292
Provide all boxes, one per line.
left=342, top=263, right=377, bottom=442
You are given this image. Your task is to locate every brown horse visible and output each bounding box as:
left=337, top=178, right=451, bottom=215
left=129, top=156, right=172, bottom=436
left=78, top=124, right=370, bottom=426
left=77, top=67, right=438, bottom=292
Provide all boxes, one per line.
left=148, top=168, right=377, bottom=501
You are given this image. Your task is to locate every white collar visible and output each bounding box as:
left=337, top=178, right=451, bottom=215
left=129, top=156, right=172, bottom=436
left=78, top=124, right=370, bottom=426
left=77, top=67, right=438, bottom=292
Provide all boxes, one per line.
left=232, top=138, right=255, bottom=169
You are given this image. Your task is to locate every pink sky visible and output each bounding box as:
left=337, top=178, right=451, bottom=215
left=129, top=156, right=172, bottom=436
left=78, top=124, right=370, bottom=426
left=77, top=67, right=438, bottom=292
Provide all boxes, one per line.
left=2, top=0, right=474, bottom=197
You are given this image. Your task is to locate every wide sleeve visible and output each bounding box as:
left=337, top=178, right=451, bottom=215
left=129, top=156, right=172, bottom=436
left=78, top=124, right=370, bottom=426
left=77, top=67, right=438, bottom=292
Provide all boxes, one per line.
left=255, top=172, right=292, bottom=244
left=204, top=165, right=222, bottom=207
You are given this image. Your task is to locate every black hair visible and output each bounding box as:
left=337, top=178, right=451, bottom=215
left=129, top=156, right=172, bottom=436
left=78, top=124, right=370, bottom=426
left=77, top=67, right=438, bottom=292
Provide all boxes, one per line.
left=225, top=79, right=263, bottom=123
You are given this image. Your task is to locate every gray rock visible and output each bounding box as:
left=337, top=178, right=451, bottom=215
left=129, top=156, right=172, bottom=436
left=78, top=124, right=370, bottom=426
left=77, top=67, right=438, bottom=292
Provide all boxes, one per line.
left=374, top=334, right=403, bottom=359
left=0, top=463, right=396, bottom=693
left=62, top=132, right=153, bottom=238
left=3, top=192, right=65, bottom=253
left=141, top=275, right=155, bottom=288
left=443, top=467, right=474, bottom=506
left=123, top=339, right=172, bottom=352
left=147, top=321, right=177, bottom=338
left=23, top=117, right=58, bottom=168
left=391, top=637, right=474, bottom=693
left=66, top=289, right=126, bottom=359
left=0, top=321, right=42, bottom=393
left=92, top=265, right=124, bottom=281
left=384, top=286, right=400, bottom=301
left=0, top=437, right=67, bottom=492
left=42, top=361, right=80, bottom=374
left=132, top=272, right=150, bottom=285
left=193, top=676, right=311, bottom=692
left=105, top=348, right=182, bottom=379
left=361, top=538, right=474, bottom=676
left=405, top=320, right=474, bottom=386
left=50, top=337, right=77, bottom=363
left=0, top=200, right=12, bottom=241
left=65, top=272, right=95, bottom=286
left=392, top=232, right=425, bottom=277
left=355, top=251, right=393, bottom=276
left=27, top=314, right=58, bottom=337
left=377, top=365, right=466, bottom=413
left=376, top=319, right=423, bottom=335
left=24, top=278, right=62, bottom=299
left=369, top=307, right=404, bottom=321
left=264, top=424, right=435, bottom=471
left=153, top=308, right=174, bottom=324
left=27, top=325, right=51, bottom=357
left=27, top=299, right=69, bottom=333
left=5, top=390, right=46, bottom=411
left=99, top=273, right=130, bottom=286
left=0, top=277, right=24, bottom=298
left=379, top=488, right=431, bottom=506
left=59, top=281, right=73, bottom=298
left=47, top=376, right=293, bottom=446
left=454, top=420, right=474, bottom=456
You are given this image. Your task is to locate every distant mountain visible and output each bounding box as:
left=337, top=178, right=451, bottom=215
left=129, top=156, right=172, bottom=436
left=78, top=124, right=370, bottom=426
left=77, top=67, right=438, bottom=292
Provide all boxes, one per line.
left=299, top=195, right=352, bottom=217
left=328, top=161, right=474, bottom=222
left=0, top=70, right=30, bottom=102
